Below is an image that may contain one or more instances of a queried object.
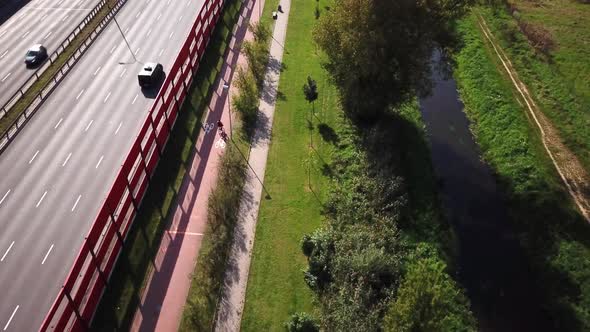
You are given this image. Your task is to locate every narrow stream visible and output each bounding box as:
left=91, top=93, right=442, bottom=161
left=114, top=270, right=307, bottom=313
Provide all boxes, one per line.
left=418, top=53, right=554, bottom=331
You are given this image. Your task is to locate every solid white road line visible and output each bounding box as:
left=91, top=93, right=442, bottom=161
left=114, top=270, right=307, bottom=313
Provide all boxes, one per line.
left=54, top=118, right=63, bottom=129
left=104, top=92, right=111, bottom=103
left=85, top=120, right=93, bottom=131
left=76, top=88, right=85, bottom=100
left=36, top=191, right=47, bottom=208
left=0, top=190, right=10, bottom=206
left=132, top=94, right=138, bottom=105
left=115, top=122, right=122, bottom=135
left=120, top=67, right=127, bottom=77
left=29, top=150, right=39, bottom=164
left=62, top=152, right=72, bottom=166
left=71, top=195, right=81, bottom=211
left=93, top=66, right=101, bottom=76
left=41, top=244, right=54, bottom=265
left=44, top=31, right=52, bottom=40
left=95, top=155, right=104, bottom=168
left=0, top=50, right=8, bottom=59
left=1, top=73, right=11, bottom=82
left=3, top=305, right=18, bottom=331
left=0, top=241, right=14, bottom=262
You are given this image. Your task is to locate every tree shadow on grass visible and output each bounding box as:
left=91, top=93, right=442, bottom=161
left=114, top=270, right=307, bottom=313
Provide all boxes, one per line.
left=317, top=123, right=339, bottom=145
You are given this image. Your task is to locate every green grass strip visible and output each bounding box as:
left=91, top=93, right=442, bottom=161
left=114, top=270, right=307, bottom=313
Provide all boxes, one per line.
left=0, top=0, right=118, bottom=137
left=91, top=1, right=243, bottom=330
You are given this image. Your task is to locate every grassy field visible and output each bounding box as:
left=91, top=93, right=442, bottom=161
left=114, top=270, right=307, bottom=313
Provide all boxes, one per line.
left=91, top=1, right=243, bottom=329
left=455, top=12, right=590, bottom=330
left=474, top=1, right=590, bottom=171
left=239, top=0, right=342, bottom=329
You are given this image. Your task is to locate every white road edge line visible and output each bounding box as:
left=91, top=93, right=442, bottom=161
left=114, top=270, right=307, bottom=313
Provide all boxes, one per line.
left=85, top=120, right=93, bottom=131
left=71, top=195, right=81, bottom=211
left=115, top=122, right=122, bottom=135
left=54, top=118, right=63, bottom=129
left=3, top=305, right=18, bottom=331
left=62, top=152, right=72, bottom=166
left=95, top=155, right=104, bottom=168
left=29, top=150, right=39, bottom=164
left=1, top=241, right=14, bottom=262
left=41, top=244, right=54, bottom=265
left=36, top=191, right=47, bottom=208
left=104, top=92, right=111, bottom=103
left=0, top=189, right=10, bottom=206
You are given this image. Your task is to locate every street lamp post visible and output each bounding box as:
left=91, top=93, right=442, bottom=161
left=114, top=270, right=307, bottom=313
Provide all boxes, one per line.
left=108, top=3, right=137, bottom=62
left=222, top=84, right=232, bottom=136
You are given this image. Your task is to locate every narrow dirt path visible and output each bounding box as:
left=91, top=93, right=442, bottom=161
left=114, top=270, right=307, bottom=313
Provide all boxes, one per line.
left=476, top=13, right=590, bottom=222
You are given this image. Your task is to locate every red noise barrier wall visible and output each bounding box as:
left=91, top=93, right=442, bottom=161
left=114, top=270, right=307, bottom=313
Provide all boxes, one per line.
left=39, top=0, right=224, bottom=330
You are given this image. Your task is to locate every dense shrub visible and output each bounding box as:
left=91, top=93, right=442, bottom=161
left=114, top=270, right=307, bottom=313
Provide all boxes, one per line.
left=285, top=312, right=320, bottom=332
left=232, top=67, right=259, bottom=136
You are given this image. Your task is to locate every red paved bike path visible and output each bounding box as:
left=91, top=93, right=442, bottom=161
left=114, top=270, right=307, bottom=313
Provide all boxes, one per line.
left=130, top=0, right=261, bottom=330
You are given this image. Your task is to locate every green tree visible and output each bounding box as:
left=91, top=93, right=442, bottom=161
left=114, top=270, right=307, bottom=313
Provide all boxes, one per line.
left=285, top=312, right=320, bottom=332
left=232, top=67, right=259, bottom=136
left=383, top=257, right=477, bottom=332
left=303, top=76, right=319, bottom=147
left=314, top=0, right=470, bottom=121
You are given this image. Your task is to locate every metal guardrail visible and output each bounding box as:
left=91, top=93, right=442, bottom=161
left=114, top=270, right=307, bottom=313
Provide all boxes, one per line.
left=0, top=0, right=124, bottom=154
left=38, top=0, right=225, bottom=330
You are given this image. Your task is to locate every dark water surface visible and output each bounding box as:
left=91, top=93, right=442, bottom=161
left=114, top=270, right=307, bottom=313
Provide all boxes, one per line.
left=418, top=57, right=555, bottom=331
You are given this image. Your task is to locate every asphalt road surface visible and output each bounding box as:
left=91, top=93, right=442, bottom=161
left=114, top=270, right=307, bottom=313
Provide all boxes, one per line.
left=0, top=0, right=206, bottom=330
left=0, top=0, right=102, bottom=110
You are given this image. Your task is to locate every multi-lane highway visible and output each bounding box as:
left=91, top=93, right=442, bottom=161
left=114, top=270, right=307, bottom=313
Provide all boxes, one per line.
left=0, top=0, right=102, bottom=109
left=0, top=0, right=206, bottom=330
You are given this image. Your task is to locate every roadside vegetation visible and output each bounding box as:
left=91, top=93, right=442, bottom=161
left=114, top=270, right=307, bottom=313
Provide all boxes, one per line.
left=91, top=1, right=243, bottom=329
left=180, top=17, right=273, bottom=332
left=242, top=0, right=478, bottom=330
left=0, top=0, right=119, bottom=136
left=454, top=11, right=590, bottom=330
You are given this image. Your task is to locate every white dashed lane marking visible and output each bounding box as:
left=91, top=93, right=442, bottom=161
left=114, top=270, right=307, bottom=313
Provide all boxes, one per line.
left=3, top=305, right=18, bottom=330
left=1, top=241, right=14, bottom=262
left=41, top=244, right=54, bottom=265
left=85, top=120, right=93, bottom=131
left=93, top=66, right=101, bottom=76
left=103, top=92, right=111, bottom=103
left=0, top=190, right=10, bottom=206
left=29, top=150, right=39, bottom=164
left=95, top=155, right=104, bottom=168
left=36, top=191, right=47, bottom=208
left=54, top=118, right=63, bottom=129
left=71, top=195, right=81, bottom=211
left=76, top=89, right=84, bottom=100
left=0, top=50, right=8, bottom=59
left=62, top=152, right=72, bottom=166
left=1, top=73, right=11, bottom=82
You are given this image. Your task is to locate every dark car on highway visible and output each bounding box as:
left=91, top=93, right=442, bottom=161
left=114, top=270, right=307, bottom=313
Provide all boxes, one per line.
left=24, top=44, right=48, bottom=67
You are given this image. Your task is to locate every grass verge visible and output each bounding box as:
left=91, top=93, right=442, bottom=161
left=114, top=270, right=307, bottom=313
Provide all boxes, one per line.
left=91, top=1, right=243, bottom=329
left=455, top=12, right=590, bottom=330
left=473, top=3, right=590, bottom=172
left=239, top=0, right=341, bottom=329
left=0, top=0, right=118, bottom=136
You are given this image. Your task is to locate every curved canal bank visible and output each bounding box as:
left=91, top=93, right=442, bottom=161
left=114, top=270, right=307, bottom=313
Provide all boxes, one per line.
left=418, top=53, right=554, bottom=332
